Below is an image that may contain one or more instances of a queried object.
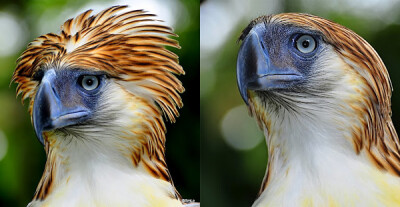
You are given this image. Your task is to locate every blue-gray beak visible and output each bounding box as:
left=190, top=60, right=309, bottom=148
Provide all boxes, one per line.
left=237, top=26, right=303, bottom=105
left=32, top=69, right=90, bottom=145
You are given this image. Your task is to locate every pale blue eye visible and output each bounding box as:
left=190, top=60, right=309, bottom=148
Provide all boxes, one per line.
left=81, top=75, right=99, bottom=91
left=296, top=35, right=316, bottom=54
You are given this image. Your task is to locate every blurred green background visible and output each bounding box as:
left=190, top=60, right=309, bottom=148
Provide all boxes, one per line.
left=201, top=0, right=400, bottom=206
left=4, top=0, right=400, bottom=206
left=0, top=0, right=199, bottom=206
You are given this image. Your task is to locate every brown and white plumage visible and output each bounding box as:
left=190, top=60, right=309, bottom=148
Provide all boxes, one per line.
left=237, top=13, right=400, bottom=206
left=14, top=5, right=184, bottom=121
left=12, top=5, right=197, bottom=207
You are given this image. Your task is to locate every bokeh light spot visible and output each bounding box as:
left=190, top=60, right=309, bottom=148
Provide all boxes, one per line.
left=220, top=105, right=263, bottom=150
left=0, top=12, right=25, bottom=57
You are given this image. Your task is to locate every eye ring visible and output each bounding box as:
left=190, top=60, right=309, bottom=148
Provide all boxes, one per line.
left=80, top=75, right=99, bottom=91
left=295, top=34, right=316, bottom=54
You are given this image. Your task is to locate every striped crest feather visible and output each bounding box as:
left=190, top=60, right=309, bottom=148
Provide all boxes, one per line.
left=12, top=5, right=184, bottom=122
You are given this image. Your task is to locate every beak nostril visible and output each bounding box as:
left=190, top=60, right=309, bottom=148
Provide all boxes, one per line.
left=51, top=85, right=60, bottom=100
left=260, top=41, right=266, bottom=51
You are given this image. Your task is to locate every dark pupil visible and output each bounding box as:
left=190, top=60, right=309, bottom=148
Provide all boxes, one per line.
left=302, top=40, right=310, bottom=48
left=86, top=78, right=93, bottom=86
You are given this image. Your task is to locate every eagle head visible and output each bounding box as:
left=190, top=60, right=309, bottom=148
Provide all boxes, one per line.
left=237, top=14, right=392, bottom=146
left=12, top=5, right=183, bottom=160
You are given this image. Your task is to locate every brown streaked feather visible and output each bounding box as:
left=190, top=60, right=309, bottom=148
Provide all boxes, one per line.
left=242, top=13, right=400, bottom=191
left=33, top=142, right=56, bottom=200
left=13, top=5, right=184, bottom=123
left=14, top=6, right=185, bottom=201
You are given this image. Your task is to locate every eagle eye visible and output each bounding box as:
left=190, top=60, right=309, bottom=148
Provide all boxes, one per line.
left=295, top=34, right=316, bottom=54
left=80, top=75, right=99, bottom=91
left=32, top=69, right=45, bottom=82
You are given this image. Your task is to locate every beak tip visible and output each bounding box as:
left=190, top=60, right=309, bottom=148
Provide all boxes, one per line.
left=33, top=112, right=45, bottom=145
left=237, top=79, right=249, bottom=105
left=35, top=131, right=45, bottom=145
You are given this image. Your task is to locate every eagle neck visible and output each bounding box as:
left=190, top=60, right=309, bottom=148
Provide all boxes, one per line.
left=31, top=110, right=179, bottom=202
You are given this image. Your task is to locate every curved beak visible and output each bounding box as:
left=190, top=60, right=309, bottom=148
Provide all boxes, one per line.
left=237, top=26, right=303, bottom=104
left=32, top=69, right=90, bottom=145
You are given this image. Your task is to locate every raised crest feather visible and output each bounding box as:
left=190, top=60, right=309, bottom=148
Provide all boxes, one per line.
left=13, top=5, right=184, bottom=122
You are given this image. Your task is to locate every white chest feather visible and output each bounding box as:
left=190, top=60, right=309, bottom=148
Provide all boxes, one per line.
left=29, top=165, right=181, bottom=207
left=28, top=133, right=182, bottom=207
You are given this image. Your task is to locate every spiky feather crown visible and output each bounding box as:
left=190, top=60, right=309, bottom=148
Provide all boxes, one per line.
left=12, top=5, right=184, bottom=122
